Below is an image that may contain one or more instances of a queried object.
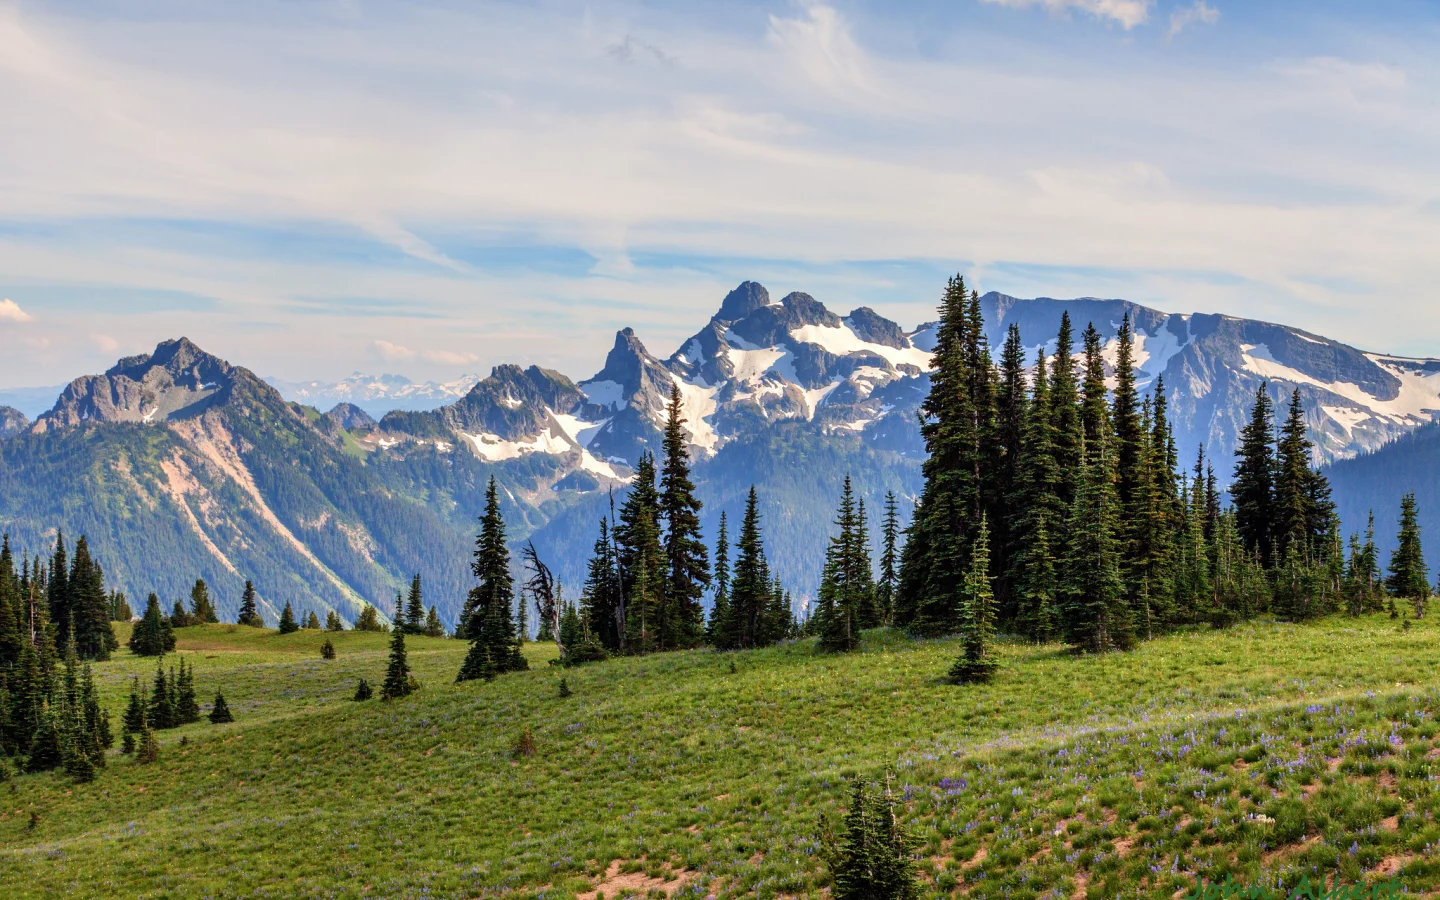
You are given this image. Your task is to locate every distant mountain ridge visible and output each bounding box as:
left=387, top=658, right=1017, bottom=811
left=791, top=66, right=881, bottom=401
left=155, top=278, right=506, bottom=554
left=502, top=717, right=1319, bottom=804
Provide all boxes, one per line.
left=6, top=283, right=1439, bottom=626
left=265, top=372, right=481, bottom=417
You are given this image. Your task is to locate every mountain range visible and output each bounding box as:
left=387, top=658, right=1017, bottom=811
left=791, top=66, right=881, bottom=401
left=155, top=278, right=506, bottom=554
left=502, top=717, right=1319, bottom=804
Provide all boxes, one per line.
left=2, top=281, right=1438, bottom=628
left=264, top=372, right=482, bottom=418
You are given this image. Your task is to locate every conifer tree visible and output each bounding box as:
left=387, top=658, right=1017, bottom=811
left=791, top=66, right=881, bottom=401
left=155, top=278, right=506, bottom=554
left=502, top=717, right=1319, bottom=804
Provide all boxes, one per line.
left=948, top=516, right=998, bottom=684
left=1387, top=493, right=1429, bottom=613
left=1049, top=313, right=1083, bottom=507
left=381, top=621, right=414, bottom=699
left=149, top=663, right=176, bottom=730
left=1231, top=385, right=1277, bottom=566
left=824, top=776, right=919, bottom=900
left=176, top=659, right=200, bottom=724
left=617, top=453, right=664, bottom=653
left=121, top=675, right=146, bottom=746
left=208, top=690, right=233, bottom=724
left=729, top=487, right=777, bottom=649
left=109, top=591, right=132, bottom=622
left=136, top=727, right=159, bottom=764
left=993, top=323, right=1029, bottom=604
left=354, top=604, right=383, bottom=632
left=48, top=532, right=71, bottom=651
left=424, top=606, right=445, bottom=637
left=26, top=704, right=63, bottom=773
left=853, top=500, right=879, bottom=629
left=189, top=578, right=219, bottom=623
left=237, top=580, right=264, bottom=627
left=325, top=610, right=346, bottom=631
left=352, top=678, right=373, bottom=701
left=302, top=610, right=318, bottom=629
left=277, top=601, right=299, bottom=634
left=320, top=637, right=336, bottom=659
left=1010, top=348, right=1060, bottom=642
left=581, top=517, right=623, bottom=651
left=658, top=383, right=710, bottom=650
left=707, top=512, right=731, bottom=647
left=170, top=600, right=193, bottom=629
left=68, top=536, right=115, bottom=661
left=128, top=593, right=175, bottom=657
left=404, top=574, right=425, bottom=635
left=1060, top=432, right=1131, bottom=653
left=817, top=478, right=865, bottom=652
left=876, top=492, right=901, bottom=626
left=458, top=478, right=526, bottom=682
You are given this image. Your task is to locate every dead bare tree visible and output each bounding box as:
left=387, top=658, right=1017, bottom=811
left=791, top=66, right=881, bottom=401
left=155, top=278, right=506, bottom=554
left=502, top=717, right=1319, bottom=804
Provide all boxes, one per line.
left=522, top=541, right=563, bottom=659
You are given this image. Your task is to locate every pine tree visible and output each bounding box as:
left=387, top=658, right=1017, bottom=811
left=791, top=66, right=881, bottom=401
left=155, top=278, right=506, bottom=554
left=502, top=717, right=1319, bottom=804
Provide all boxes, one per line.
left=424, top=607, right=445, bottom=638
left=128, top=593, right=175, bottom=657
left=352, top=678, right=373, bottom=701
left=1049, top=313, right=1083, bottom=507
left=354, top=604, right=383, bottom=632
left=109, top=591, right=132, bottom=622
left=824, top=776, right=919, bottom=900
left=68, top=536, right=116, bottom=661
left=1273, top=389, right=1317, bottom=560
left=149, top=662, right=176, bottom=730
left=404, top=574, right=425, bottom=635
left=277, top=601, right=299, bottom=634
left=949, top=516, right=998, bottom=684
left=122, top=675, right=147, bottom=742
left=325, top=610, right=346, bottom=631
left=176, top=659, right=200, bottom=724
left=208, top=690, right=233, bottom=724
left=237, top=580, right=264, bottom=627
left=1387, top=493, right=1429, bottom=612
left=876, top=492, right=901, bottom=626
left=658, top=383, right=710, bottom=650
left=992, top=323, right=1029, bottom=606
left=381, top=622, right=414, bottom=700
left=170, top=599, right=192, bottom=629
left=707, top=511, right=731, bottom=647
left=320, top=637, right=336, bottom=659
left=189, top=578, right=218, bottom=623
left=617, top=453, right=664, bottom=654
left=1231, top=385, right=1277, bottom=567
left=581, top=517, right=623, bottom=651
left=729, top=487, right=775, bottom=649
left=817, top=478, right=864, bottom=652
left=1010, top=347, right=1060, bottom=642
left=458, top=478, right=526, bottom=681
left=1061, top=431, right=1132, bottom=653
left=136, top=727, right=159, bottom=764
left=47, top=532, right=71, bottom=652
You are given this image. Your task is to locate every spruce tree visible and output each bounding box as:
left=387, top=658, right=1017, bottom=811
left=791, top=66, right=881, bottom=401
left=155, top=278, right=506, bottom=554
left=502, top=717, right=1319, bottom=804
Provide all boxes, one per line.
left=876, top=492, right=900, bottom=626
left=1231, top=385, right=1277, bottom=566
left=424, top=607, right=445, bottom=637
left=458, top=478, right=525, bottom=681
left=121, top=675, right=147, bottom=742
left=617, top=453, right=664, bottom=653
left=404, top=574, right=425, bottom=635
left=1273, top=389, right=1317, bottom=560
left=825, top=776, right=919, bottom=900
left=176, top=659, right=200, bottom=724
left=355, top=604, right=383, bottom=632
left=581, top=517, right=623, bottom=651
left=1010, top=347, right=1060, bottom=642
left=707, top=512, right=732, bottom=647
left=128, top=593, right=175, bottom=657
left=48, top=532, right=71, bottom=651
left=277, top=601, right=299, bottom=634
left=190, top=578, right=219, bottom=623
left=730, top=487, right=774, bottom=649
left=352, top=678, right=373, bottom=701
left=1060, top=432, right=1132, bottom=653
left=303, top=610, right=320, bottom=629
left=1387, top=493, right=1429, bottom=611
left=1049, top=313, right=1083, bottom=507
left=136, top=727, right=159, bottom=764
left=817, top=478, right=864, bottom=652
left=170, top=600, right=192, bottom=629
left=237, top=580, right=264, bottom=627
left=208, top=690, right=233, bottom=724
left=948, top=516, right=998, bottom=684
left=658, top=383, right=710, bottom=650
left=325, top=610, right=346, bottom=631
left=68, top=536, right=116, bottom=661
left=993, top=323, right=1029, bottom=605
left=149, top=663, right=176, bottom=730
left=320, top=637, right=336, bottom=659
left=381, top=622, right=413, bottom=699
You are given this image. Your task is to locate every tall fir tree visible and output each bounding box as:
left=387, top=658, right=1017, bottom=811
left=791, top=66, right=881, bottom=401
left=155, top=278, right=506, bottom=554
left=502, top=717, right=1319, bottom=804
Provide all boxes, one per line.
left=706, top=512, right=732, bottom=647
left=1010, top=347, right=1060, bottom=642
left=876, top=492, right=901, bottom=627
left=277, top=601, right=299, bottom=635
left=580, top=517, right=623, bottom=651
left=817, top=477, right=866, bottom=652
left=992, top=323, right=1029, bottom=605
left=237, top=580, right=263, bottom=627
left=729, top=487, right=778, bottom=649
left=403, top=574, right=426, bottom=635
left=189, top=578, right=219, bottom=623
left=128, top=593, right=175, bottom=657
left=1231, top=384, right=1277, bottom=567
left=658, top=383, right=710, bottom=650
left=616, top=453, right=664, bottom=653
left=457, top=478, right=526, bottom=681
left=68, top=537, right=115, bottom=661
left=382, top=621, right=414, bottom=699
left=1049, top=313, right=1083, bottom=508
left=1387, top=493, right=1429, bottom=607
left=1060, top=431, right=1132, bottom=653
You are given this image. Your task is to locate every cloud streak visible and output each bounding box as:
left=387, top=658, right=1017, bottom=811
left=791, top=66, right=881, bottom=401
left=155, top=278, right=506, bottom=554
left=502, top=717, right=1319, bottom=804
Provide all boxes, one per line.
left=0, top=299, right=33, bottom=323
left=980, top=0, right=1154, bottom=29
left=1166, top=1, right=1220, bottom=39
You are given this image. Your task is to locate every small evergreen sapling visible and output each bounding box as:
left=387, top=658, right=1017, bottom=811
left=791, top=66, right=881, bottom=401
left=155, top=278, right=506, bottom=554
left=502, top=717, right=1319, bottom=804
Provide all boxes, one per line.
left=558, top=677, right=572, bottom=698
left=304, top=611, right=321, bottom=630
left=136, top=728, right=159, bottom=764
left=208, top=690, right=233, bottom=724
left=352, top=678, right=374, bottom=701
left=320, top=638, right=336, bottom=659
left=510, top=725, right=537, bottom=758
left=381, top=624, right=413, bottom=700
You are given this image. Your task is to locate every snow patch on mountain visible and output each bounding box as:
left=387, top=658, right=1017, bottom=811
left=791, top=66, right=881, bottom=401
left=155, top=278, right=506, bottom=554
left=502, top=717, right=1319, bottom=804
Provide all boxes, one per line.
left=669, top=375, right=721, bottom=452
left=790, top=323, right=932, bottom=370
left=580, top=379, right=626, bottom=411
left=1241, top=345, right=1440, bottom=424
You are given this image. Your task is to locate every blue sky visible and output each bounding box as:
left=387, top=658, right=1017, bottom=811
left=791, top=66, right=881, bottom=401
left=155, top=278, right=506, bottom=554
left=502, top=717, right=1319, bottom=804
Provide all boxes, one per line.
left=0, top=0, right=1437, bottom=389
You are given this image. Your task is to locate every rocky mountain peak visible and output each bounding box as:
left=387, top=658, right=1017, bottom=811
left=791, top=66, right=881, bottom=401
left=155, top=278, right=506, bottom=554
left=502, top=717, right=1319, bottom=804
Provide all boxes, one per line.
left=714, top=281, right=771, bottom=322
left=0, top=406, right=28, bottom=441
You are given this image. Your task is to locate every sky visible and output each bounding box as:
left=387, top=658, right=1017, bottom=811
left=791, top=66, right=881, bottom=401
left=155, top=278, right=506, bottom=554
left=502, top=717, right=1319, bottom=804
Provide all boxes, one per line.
left=0, top=0, right=1437, bottom=390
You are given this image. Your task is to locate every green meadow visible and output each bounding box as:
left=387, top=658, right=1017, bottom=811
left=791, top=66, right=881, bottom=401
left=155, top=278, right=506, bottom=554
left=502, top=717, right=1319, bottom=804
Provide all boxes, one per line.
left=3, top=615, right=1440, bottom=899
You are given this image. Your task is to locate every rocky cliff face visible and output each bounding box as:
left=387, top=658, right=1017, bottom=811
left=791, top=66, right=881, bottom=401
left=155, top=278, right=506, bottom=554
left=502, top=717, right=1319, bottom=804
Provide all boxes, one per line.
left=0, top=406, right=27, bottom=440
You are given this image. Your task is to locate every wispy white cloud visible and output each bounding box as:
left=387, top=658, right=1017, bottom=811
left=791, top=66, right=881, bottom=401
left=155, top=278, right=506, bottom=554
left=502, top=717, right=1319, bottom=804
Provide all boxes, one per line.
left=980, top=0, right=1154, bottom=29
left=89, top=333, right=119, bottom=353
left=1166, top=1, right=1219, bottom=39
left=422, top=348, right=480, bottom=365
left=371, top=340, right=415, bottom=362
left=0, top=299, right=33, bottom=323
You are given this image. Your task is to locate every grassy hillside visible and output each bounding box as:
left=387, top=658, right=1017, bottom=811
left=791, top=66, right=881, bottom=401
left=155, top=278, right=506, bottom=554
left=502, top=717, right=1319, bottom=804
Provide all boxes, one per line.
left=3, top=617, right=1440, bottom=899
